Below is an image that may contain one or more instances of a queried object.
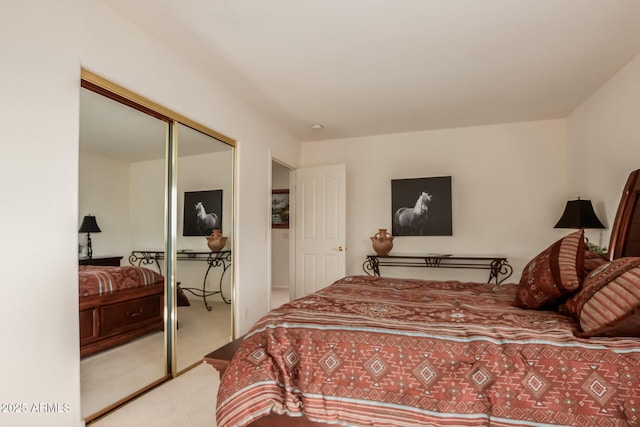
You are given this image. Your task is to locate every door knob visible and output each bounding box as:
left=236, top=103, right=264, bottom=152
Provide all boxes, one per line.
left=337, top=246, right=344, bottom=252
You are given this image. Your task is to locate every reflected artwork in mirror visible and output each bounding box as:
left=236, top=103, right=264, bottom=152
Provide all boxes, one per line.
left=183, top=189, right=223, bottom=236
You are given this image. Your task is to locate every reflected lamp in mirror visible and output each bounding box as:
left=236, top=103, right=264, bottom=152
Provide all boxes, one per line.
left=79, top=215, right=101, bottom=259
left=554, top=198, right=605, bottom=230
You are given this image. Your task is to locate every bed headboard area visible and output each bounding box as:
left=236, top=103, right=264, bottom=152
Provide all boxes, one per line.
left=610, top=168, right=640, bottom=259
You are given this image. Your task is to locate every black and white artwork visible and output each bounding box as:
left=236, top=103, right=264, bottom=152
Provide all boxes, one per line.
left=183, top=190, right=223, bottom=236
left=391, top=176, right=452, bottom=236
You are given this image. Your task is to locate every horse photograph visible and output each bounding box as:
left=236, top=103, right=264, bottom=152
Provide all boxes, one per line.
left=391, top=176, right=452, bottom=236
left=182, top=189, right=223, bottom=236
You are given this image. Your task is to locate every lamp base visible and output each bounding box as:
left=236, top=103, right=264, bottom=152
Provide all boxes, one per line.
left=86, top=233, right=93, bottom=259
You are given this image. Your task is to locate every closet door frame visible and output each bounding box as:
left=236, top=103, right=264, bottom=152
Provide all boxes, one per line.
left=80, top=68, right=236, bottom=418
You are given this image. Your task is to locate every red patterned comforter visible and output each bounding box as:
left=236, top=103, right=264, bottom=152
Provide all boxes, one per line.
left=78, top=265, right=164, bottom=297
left=217, top=276, right=640, bottom=427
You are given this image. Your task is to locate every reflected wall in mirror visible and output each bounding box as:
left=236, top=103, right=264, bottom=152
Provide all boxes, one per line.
left=79, top=87, right=168, bottom=419
left=175, top=123, right=234, bottom=372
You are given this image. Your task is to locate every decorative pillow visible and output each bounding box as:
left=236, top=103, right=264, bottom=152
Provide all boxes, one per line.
left=572, top=257, right=640, bottom=337
left=562, top=249, right=610, bottom=316
left=583, top=249, right=609, bottom=279
left=515, top=229, right=585, bottom=309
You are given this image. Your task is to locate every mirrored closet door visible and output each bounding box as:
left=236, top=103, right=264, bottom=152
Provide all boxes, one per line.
left=78, top=71, right=235, bottom=421
left=79, top=86, right=168, bottom=420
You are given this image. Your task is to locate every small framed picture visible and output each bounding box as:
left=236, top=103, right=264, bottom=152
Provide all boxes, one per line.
left=272, top=189, right=290, bottom=229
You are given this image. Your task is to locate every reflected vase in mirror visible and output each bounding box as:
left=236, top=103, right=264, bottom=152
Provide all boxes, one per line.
left=371, top=228, right=394, bottom=256
left=206, top=229, right=228, bottom=252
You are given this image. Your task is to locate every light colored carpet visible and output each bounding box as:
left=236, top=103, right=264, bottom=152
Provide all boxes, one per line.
left=89, top=287, right=290, bottom=426
left=271, top=286, right=290, bottom=309
left=91, top=363, right=219, bottom=427
left=176, top=301, right=233, bottom=371
left=82, top=300, right=231, bottom=419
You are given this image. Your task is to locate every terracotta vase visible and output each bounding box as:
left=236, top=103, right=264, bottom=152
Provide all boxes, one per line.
left=371, top=228, right=394, bottom=256
left=206, top=229, right=228, bottom=252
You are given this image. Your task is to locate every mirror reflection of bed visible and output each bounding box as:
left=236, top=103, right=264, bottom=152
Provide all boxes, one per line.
left=78, top=84, right=233, bottom=421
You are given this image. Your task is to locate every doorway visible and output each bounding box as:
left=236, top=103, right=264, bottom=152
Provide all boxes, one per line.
left=271, top=160, right=292, bottom=309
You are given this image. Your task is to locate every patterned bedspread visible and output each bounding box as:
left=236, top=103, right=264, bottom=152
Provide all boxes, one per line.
left=216, top=276, right=640, bottom=427
left=78, top=265, right=164, bottom=297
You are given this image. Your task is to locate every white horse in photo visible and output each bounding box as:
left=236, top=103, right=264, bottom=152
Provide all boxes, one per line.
left=195, top=201, right=219, bottom=236
left=394, top=192, right=432, bottom=235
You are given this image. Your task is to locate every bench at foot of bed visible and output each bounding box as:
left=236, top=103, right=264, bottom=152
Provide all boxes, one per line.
left=203, top=336, right=245, bottom=378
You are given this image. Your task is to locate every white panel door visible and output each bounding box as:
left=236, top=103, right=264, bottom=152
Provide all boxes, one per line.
left=294, top=164, right=346, bottom=297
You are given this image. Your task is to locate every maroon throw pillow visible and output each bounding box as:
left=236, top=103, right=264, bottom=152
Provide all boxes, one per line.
left=516, top=230, right=585, bottom=309
left=572, top=257, right=640, bottom=337
left=562, top=249, right=610, bottom=316
left=583, top=249, right=609, bottom=279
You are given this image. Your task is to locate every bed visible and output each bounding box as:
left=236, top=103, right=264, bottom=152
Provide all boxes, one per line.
left=78, top=265, right=165, bottom=357
left=215, top=168, right=640, bottom=427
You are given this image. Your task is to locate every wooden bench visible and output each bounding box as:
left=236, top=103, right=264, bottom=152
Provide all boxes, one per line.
left=203, top=336, right=244, bottom=378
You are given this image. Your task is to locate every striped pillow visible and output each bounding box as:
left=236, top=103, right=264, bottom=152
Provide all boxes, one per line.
left=572, top=257, right=640, bottom=337
left=563, top=249, right=611, bottom=317
left=515, top=230, right=585, bottom=309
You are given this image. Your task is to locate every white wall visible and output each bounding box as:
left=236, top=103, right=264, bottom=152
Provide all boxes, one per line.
left=1, top=3, right=82, bottom=427
left=300, top=120, right=569, bottom=283
left=129, top=159, right=166, bottom=252
left=567, top=53, right=640, bottom=249
left=1, top=1, right=299, bottom=426
left=79, top=152, right=131, bottom=259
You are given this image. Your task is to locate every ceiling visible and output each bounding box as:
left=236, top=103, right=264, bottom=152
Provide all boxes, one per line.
left=104, top=0, right=640, bottom=142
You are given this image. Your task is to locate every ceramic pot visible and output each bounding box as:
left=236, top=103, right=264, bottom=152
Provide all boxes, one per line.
left=371, top=228, right=394, bottom=256
left=206, top=229, right=228, bottom=252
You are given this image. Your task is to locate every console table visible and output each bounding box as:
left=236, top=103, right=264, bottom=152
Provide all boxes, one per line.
left=129, top=250, right=232, bottom=310
left=363, top=254, right=513, bottom=284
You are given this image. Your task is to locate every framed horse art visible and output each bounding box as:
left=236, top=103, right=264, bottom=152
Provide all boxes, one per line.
left=182, top=189, right=223, bottom=236
left=391, top=176, right=452, bottom=236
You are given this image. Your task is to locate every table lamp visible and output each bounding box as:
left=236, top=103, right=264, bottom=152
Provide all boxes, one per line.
left=79, top=215, right=101, bottom=259
left=554, top=198, right=605, bottom=229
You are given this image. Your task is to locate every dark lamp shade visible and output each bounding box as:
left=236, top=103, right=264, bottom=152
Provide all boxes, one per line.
left=554, top=199, right=605, bottom=229
left=79, top=215, right=102, bottom=233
